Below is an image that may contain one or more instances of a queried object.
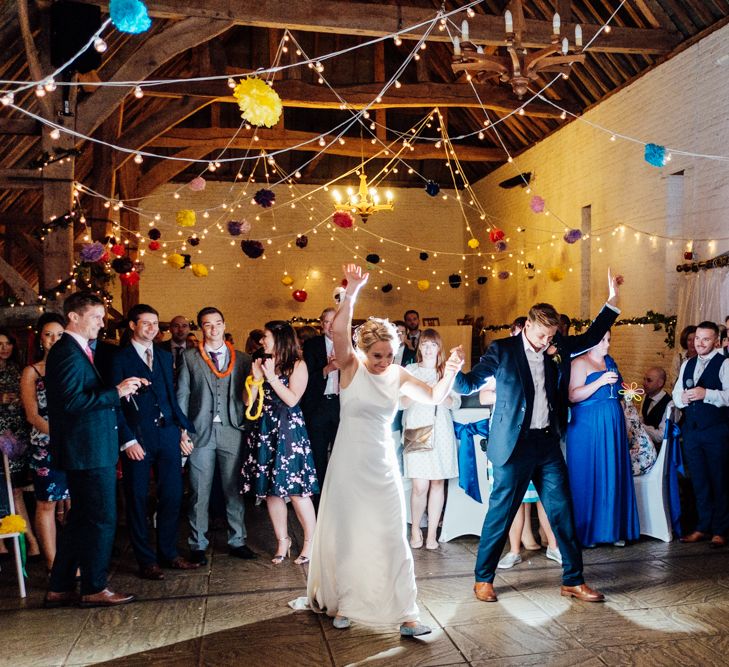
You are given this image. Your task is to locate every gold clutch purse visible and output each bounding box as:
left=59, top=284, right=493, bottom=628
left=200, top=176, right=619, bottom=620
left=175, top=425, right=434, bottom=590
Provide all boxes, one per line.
left=403, top=425, right=434, bottom=454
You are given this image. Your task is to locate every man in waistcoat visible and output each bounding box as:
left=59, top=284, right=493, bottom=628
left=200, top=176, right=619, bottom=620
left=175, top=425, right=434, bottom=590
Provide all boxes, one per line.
left=641, top=367, right=673, bottom=447
left=177, top=307, right=254, bottom=564
left=672, top=321, right=729, bottom=548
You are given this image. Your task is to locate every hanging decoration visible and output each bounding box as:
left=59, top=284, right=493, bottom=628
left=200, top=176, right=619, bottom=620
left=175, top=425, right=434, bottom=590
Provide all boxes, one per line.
left=80, top=242, right=105, bottom=263
left=381, top=283, right=393, bottom=293
left=148, top=228, right=161, bottom=240
left=548, top=267, right=566, bottom=282
left=498, top=271, right=510, bottom=280
left=448, top=274, right=462, bottom=289
left=111, top=257, right=133, bottom=274
left=467, top=238, right=480, bottom=249
left=148, top=241, right=160, bottom=251
left=167, top=253, right=185, bottom=269
left=254, top=188, right=276, bottom=208
left=419, top=252, right=429, bottom=261
left=489, top=228, right=505, bottom=243
left=495, top=240, right=508, bottom=252
left=425, top=180, right=440, bottom=197
left=182, top=254, right=192, bottom=268
left=119, top=271, right=140, bottom=287
left=111, top=243, right=125, bottom=257
left=477, top=276, right=488, bottom=285
left=295, top=235, right=308, bottom=249
left=365, top=253, right=380, bottom=264
left=524, top=262, right=536, bottom=279
left=530, top=195, right=546, bottom=213
left=233, top=78, right=283, bottom=128
left=176, top=209, right=196, bottom=227
left=644, top=143, right=667, bottom=167
left=188, top=176, right=206, bottom=191
left=292, top=289, right=308, bottom=302
left=109, top=0, right=152, bottom=34
left=563, top=229, right=583, bottom=244
left=227, top=220, right=246, bottom=236
left=188, top=237, right=200, bottom=247
left=281, top=275, right=294, bottom=286
left=417, top=279, right=430, bottom=291
left=332, top=172, right=394, bottom=223
left=241, top=240, right=265, bottom=258
left=332, top=211, right=354, bottom=229
left=191, top=263, right=208, bottom=278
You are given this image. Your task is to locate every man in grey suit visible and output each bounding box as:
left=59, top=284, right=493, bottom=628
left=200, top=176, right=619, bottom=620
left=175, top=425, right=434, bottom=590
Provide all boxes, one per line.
left=176, top=307, right=255, bottom=564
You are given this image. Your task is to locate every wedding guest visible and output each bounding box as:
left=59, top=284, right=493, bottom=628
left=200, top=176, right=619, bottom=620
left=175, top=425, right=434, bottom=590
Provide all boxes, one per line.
left=624, top=399, right=657, bottom=476
left=0, top=328, right=41, bottom=560
left=160, top=315, right=190, bottom=381
left=404, top=309, right=421, bottom=352
left=244, top=329, right=265, bottom=356
left=241, top=321, right=318, bottom=564
left=641, top=367, right=673, bottom=447
left=567, top=331, right=640, bottom=547
left=19, top=314, right=67, bottom=571
left=510, top=316, right=527, bottom=336
left=394, top=320, right=417, bottom=367
left=671, top=325, right=697, bottom=385
left=296, top=325, right=318, bottom=346
left=307, top=264, right=462, bottom=636
left=185, top=332, right=199, bottom=349
left=401, top=329, right=460, bottom=550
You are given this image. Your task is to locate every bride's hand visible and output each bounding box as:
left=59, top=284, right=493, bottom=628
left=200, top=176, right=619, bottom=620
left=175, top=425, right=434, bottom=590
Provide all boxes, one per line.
left=342, top=263, right=369, bottom=295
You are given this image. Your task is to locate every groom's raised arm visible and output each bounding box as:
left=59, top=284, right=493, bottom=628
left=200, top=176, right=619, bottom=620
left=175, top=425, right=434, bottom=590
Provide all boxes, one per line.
left=454, top=339, right=502, bottom=395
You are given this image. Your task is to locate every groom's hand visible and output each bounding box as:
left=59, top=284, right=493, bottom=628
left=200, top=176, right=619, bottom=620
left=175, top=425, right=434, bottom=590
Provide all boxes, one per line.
left=607, top=267, right=624, bottom=307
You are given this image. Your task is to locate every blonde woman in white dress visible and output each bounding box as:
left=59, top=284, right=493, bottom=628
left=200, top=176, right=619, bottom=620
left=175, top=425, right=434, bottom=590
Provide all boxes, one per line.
left=401, top=329, right=460, bottom=550
left=306, top=264, right=463, bottom=636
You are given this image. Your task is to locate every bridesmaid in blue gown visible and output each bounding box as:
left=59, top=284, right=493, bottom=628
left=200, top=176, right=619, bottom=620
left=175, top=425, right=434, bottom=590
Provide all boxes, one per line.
left=566, top=331, right=639, bottom=547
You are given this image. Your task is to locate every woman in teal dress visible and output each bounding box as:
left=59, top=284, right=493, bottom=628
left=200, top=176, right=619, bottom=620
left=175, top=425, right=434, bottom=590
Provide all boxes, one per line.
left=241, top=320, right=318, bottom=565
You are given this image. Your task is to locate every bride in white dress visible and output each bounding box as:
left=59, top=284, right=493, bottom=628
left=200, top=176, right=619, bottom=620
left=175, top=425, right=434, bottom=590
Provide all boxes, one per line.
left=306, top=264, right=463, bottom=636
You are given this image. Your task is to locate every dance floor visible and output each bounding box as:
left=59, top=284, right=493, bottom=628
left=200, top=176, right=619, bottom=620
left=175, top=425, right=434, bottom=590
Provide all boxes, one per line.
left=1, top=503, right=729, bottom=666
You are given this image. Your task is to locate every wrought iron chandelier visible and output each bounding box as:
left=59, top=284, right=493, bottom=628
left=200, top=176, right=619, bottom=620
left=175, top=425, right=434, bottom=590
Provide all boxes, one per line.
left=332, top=171, right=394, bottom=223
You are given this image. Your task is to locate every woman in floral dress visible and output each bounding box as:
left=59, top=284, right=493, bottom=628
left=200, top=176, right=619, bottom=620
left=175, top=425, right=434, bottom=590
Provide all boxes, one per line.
left=241, top=320, right=318, bottom=564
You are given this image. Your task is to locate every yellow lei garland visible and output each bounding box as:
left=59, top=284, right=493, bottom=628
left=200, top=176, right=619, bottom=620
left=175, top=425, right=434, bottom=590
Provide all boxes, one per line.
left=0, top=514, right=26, bottom=534
left=245, top=375, right=265, bottom=420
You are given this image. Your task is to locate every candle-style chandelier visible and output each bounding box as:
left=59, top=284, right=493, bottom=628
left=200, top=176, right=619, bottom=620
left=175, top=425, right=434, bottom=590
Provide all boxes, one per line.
left=332, top=170, right=394, bottom=223
left=451, top=0, right=585, bottom=99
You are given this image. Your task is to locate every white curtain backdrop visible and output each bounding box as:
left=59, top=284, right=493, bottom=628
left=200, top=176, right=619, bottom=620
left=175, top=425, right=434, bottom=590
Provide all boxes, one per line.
left=675, top=267, right=729, bottom=336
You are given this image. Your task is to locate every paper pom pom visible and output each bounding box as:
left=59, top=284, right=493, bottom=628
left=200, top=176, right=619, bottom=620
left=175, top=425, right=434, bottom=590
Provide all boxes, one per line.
left=182, top=254, right=192, bottom=267
left=525, top=262, right=536, bottom=279
left=111, top=243, right=125, bottom=257
left=100, top=251, right=110, bottom=263
left=333, top=211, right=354, bottom=228
left=0, top=431, right=24, bottom=460
left=254, top=188, right=276, bottom=208
left=110, top=0, right=151, bottom=34
left=419, top=252, right=429, bottom=261
left=111, top=257, right=133, bottom=274
left=292, top=289, right=308, bottom=302
left=495, top=240, right=508, bottom=252
left=168, top=253, right=185, bottom=269
left=644, top=143, right=666, bottom=167
left=683, top=251, right=693, bottom=260
left=530, top=195, right=545, bottom=213
left=295, top=235, right=308, bottom=249
left=233, top=78, right=283, bottom=128
left=281, top=275, right=294, bottom=286
left=147, top=240, right=160, bottom=251
left=191, top=263, right=208, bottom=278
left=381, top=283, right=393, bottom=293
left=0, top=514, right=26, bottom=534
left=176, top=209, right=196, bottom=227
left=548, top=267, right=566, bottom=282
left=119, top=271, right=140, bottom=287
left=365, top=253, right=380, bottom=264
left=241, top=240, right=265, bottom=258
left=477, top=276, right=488, bottom=285
left=563, top=229, right=583, bottom=244
left=133, top=261, right=145, bottom=274
left=425, top=180, right=440, bottom=197
left=448, top=274, right=462, bottom=288
left=497, top=271, right=510, bottom=280
left=188, top=176, right=206, bottom=191
left=148, top=228, right=161, bottom=240
left=80, top=242, right=105, bottom=263
left=467, top=238, right=480, bottom=249
left=489, top=228, right=505, bottom=243
left=417, top=279, right=430, bottom=291
left=188, top=237, right=200, bottom=247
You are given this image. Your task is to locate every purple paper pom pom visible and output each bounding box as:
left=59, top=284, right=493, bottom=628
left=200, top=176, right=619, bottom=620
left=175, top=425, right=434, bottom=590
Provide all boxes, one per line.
left=295, top=235, right=308, bottom=249
left=425, top=181, right=440, bottom=197
left=477, top=276, right=488, bottom=285
left=241, top=240, right=265, bottom=258
left=253, top=188, right=276, bottom=208
left=188, top=237, right=200, bottom=247
left=419, top=252, right=429, bottom=261
left=111, top=257, right=134, bottom=274
left=80, top=242, right=105, bottom=263
left=495, top=240, right=508, bottom=252
left=227, top=221, right=242, bottom=236
left=498, top=271, right=510, bottom=280
left=563, top=229, right=583, bottom=244
left=381, top=283, right=393, bottom=293
left=148, top=228, right=161, bottom=240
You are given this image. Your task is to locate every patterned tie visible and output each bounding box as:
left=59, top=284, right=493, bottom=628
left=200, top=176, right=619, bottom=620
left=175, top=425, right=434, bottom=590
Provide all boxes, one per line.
left=145, top=348, right=153, bottom=370
left=209, top=350, right=220, bottom=371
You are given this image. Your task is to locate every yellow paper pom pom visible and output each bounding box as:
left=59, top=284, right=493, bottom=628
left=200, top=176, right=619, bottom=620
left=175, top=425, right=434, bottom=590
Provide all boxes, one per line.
left=191, top=263, right=208, bottom=278
left=0, top=514, right=26, bottom=534
left=281, top=275, right=294, bottom=286
left=168, top=253, right=185, bottom=269
left=468, top=238, right=480, bottom=249
left=233, top=78, right=283, bottom=128
left=417, top=279, right=430, bottom=291
left=548, top=267, right=566, bottom=282
left=176, top=209, right=196, bottom=227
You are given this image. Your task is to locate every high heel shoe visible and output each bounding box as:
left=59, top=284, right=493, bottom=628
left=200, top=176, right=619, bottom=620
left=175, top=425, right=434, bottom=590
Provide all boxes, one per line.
left=294, top=539, right=312, bottom=565
left=271, top=537, right=291, bottom=564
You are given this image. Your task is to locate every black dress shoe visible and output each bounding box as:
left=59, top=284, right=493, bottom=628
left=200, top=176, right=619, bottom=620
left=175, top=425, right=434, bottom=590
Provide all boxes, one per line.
left=228, top=545, right=257, bottom=559
left=189, top=549, right=208, bottom=566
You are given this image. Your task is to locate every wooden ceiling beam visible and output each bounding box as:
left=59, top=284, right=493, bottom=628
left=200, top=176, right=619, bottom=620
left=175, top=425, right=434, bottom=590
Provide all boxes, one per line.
left=0, top=169, right=46, bottom=189
left=148, top=127, right=506, bottom=161
left=0, top=119, right=40, bottom=135
left=81, top=0, right=680, bottom=54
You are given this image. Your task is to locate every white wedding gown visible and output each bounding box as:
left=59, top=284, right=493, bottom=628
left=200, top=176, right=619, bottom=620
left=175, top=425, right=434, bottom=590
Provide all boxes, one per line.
left=307, top=360, right=419, bottom=626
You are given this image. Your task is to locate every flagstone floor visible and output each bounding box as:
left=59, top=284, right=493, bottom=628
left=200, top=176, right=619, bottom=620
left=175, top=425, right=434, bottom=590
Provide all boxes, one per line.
left=1, top=502, right=729, bottom=667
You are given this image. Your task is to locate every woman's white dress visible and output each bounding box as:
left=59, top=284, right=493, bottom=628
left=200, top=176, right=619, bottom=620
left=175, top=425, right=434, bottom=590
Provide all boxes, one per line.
left=306, top=360, right=418, bottom=626
left=402, top=364, right=460, bottom=480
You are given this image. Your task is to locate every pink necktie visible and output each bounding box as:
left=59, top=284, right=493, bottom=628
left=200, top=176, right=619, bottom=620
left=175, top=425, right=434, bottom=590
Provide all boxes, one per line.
left=84, top=344, right=94, bottom=363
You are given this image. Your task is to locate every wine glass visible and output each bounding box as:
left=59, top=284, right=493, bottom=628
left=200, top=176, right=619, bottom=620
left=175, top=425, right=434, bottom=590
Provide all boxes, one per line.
left=605, top=357, right=618, bottom=399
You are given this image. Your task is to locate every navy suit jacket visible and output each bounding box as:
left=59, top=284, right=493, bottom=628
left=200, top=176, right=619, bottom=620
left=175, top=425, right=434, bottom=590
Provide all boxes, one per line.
left=301, top=335, right=329, bottom=415
left=110, top=344, right=193, bottom=449
left=46, top=333, right=121, bottom=470
left=454, top=305, right=618, bottom=465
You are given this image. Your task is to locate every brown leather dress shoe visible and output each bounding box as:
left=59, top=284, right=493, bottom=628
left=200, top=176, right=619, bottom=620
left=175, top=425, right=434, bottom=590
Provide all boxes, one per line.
left=161, top=556, right=201, bottom=570
left=680, top=531, right=709, bottom=543
left=139, top=563, right=165, bottom=580
left=709, top=535, right=727, bottom=549
left=560, top=584, right=605, bottom=602
left=473, top=582, right=498, bottom=602
left=80, top=588, right=136, bottom=608
left=44, top=590, right=79, bottom=608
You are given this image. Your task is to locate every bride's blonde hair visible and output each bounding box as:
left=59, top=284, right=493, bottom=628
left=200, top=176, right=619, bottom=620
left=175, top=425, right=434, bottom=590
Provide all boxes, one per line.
left=354, top=317, right=399, bottom=355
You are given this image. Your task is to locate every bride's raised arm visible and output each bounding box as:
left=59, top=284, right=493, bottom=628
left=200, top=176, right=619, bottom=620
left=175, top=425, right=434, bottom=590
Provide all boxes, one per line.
left=332, top=263, right=369, bottom=387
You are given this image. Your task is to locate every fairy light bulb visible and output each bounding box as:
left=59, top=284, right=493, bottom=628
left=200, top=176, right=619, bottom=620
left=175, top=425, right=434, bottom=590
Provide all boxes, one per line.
left=134, top=153, right=143, bottom=164
left=49, top=128, right=61, bottom=140
left=93, top=37, right=107, bottom=53
left=134, top=85, right=143, bottom=98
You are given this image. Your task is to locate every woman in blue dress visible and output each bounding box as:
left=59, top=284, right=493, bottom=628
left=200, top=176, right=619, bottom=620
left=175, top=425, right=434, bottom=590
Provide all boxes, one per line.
left=241, top=320, right=319, bottom=565
left=566, top=330, right=639, bottom=547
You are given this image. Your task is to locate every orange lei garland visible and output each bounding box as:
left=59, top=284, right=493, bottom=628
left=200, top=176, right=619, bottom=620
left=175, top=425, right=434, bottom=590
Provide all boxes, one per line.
left=198, top=341, right=236, bottom=378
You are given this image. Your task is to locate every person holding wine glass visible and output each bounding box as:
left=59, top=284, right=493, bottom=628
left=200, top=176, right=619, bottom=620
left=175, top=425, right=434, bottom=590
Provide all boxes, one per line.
left=566, top=330, right=639, bottom=548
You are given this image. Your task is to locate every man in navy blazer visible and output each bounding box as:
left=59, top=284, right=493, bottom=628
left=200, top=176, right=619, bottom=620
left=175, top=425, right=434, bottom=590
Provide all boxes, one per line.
left=111, top=304, right=200, bottom=580
left=454, top=272, right=622, bottom=603
left=45, top=292, right=143, bottom=608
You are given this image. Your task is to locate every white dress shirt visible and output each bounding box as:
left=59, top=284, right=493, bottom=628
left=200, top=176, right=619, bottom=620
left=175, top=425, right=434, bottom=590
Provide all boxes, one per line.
left=205, top=342, right=228, bottom=423
left=522, top=333, right=550, bottom=429
left=323, top=335, right=339, bottom=395
left=131, top=339, right=153, bottom=367
left=672, top=349, right=729, bottom=409
left=65, top=330, right=91, bottom=355
left=642, top=389, right=674, bottom=445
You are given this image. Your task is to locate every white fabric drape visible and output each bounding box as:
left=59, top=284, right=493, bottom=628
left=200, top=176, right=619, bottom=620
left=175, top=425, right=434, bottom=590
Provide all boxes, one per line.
left=675, top=267, right=729, bottom=337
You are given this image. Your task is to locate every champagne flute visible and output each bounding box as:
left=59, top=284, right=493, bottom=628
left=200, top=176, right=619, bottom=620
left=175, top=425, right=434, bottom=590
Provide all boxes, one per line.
left=605, top=357, right=618, bottom=399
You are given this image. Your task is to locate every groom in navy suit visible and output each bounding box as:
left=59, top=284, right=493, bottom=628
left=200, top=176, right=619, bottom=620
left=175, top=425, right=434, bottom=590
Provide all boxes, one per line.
left=454, top=272, right=622, bottom=603
left=111, top=304, right=200, bottom=580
